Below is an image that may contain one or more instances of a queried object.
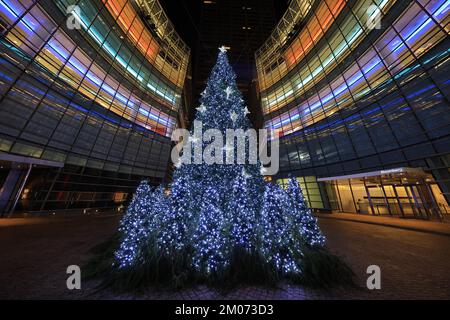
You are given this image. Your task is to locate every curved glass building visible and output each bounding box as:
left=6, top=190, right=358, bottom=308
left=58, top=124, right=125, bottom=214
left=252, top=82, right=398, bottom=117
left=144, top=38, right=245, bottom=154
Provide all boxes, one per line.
left=256, top=0, right=450, bottom=218
left=0, top=0, right=190, bottom=214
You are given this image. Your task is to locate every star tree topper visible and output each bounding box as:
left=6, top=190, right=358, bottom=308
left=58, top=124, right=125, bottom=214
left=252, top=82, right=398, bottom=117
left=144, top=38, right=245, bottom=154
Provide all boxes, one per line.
left=242, top=168, right=251, bottom=180
left=196, top=104, right=207, bottom=113
left=225, top=86, right=233, bottom=100
left=230, top=111, right=238, bottom=122
left=174, top=158, right=182, bottom=168
left=260, top=166, right=268, bottom=175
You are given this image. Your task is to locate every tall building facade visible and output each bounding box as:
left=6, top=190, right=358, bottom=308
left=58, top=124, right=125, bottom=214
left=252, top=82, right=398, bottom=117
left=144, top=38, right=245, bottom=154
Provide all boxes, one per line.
left=256, top=0, right=450, bottom=218
left=0, top=0, right=190, bottom=214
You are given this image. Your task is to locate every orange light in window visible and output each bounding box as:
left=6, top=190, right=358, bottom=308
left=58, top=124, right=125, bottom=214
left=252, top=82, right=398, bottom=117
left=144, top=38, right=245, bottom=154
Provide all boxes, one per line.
left=102, top=0, right=159, bottom=67
left=284, top=0, right=346, bottom=68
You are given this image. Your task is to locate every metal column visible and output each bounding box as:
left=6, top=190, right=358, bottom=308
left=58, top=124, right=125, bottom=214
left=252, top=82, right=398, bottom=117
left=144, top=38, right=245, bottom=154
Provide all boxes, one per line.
left=8, top=163, right=32, bottom=216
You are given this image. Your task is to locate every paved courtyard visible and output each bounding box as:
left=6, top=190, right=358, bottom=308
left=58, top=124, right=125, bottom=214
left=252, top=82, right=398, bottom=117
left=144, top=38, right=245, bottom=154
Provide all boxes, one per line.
left=0, top=214, right=449, bottom=299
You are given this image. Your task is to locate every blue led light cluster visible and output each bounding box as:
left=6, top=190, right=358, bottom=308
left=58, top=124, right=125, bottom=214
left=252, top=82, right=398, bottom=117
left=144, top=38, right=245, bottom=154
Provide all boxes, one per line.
left=114, top=49, right=325, bottom=274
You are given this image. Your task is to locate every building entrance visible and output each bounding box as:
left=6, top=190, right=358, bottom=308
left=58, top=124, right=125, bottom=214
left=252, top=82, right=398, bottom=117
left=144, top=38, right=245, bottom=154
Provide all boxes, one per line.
left=319, top=168, right=448, bottom=220
left=0, top=154, right=63, bottom=217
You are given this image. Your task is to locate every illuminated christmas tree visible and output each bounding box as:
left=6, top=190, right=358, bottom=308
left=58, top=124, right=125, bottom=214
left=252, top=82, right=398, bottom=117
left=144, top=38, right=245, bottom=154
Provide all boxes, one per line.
left=260, top=183, right=299, bottom=274
left=111, top=47, right=330, bottom=286
left=157, top=45, right=265, bottom=272
left=192, top=185, right=230, bottom=273
left=226, top=173, right=258, bottom=252
left=286, top=177, right=325, bottom=247
left=114, top=180, right=154, bottom=268
left=157, top=175, right=196, bottom=254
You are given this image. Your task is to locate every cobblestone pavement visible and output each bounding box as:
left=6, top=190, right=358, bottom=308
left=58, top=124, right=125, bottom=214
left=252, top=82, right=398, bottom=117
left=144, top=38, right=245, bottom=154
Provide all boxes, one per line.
left=0, top=215, right=449, bottom=299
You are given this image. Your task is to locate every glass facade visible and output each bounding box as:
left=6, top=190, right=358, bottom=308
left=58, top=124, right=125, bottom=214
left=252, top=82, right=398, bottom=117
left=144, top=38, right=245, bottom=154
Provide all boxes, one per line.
left=277, top=176, right=326, bottom=209
left=256, top=0, right=450, bottom=213
left=0, top=0, right=190, bottom=212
